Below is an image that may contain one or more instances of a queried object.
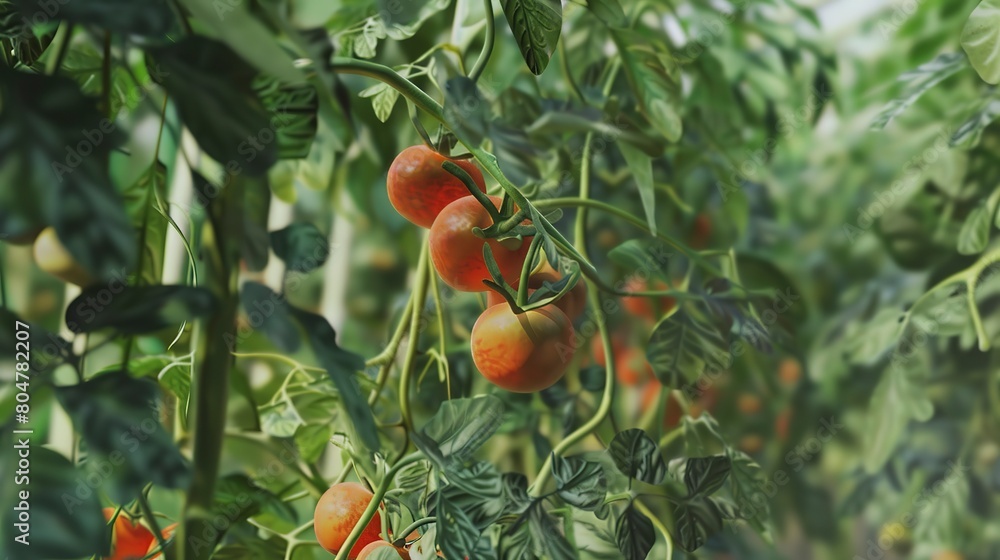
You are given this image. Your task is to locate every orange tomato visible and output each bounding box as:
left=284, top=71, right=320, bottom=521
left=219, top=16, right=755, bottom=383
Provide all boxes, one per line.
left=471, top=303, right=575, bottom=392
left=621, top=277, right=675, bottom=323
left=314, top=482, right=384, bottom=559
left=387, top=145, right=486, bottom=228
left=737, top=393, right=762, bottom=415
left=739, top=434, right=764, bottom=454
left=614, top=347, right=653, bottom=386
left=358, top=540, right=409, bottom=559
left=103, top=508, right=155, bottom=560
left=429, top=196, right=531, bottom=292
left=486, top=268, right=587, bottom=322
left=778, top=357, right=802, bottom=386
left=775, top=409, right=792, bottom=442
left=145, top=522, right=177, bottom=559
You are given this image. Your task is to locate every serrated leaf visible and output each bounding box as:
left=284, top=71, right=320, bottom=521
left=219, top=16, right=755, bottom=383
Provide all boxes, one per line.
left=253, top=75, right=318, bottom=160
left=870, top=53, right=968, bottom=129
left=295, top=423, right=333, bottom=463
left=121, top=162, right=168, bottom=285
left=529, top=504, right=575, bottom=560
left=65, top=285, right=216, bottom=335
left=551, top=454, right=607, bottom=511
left=615, top=505, right=654, bottom=560
left=608, top=429, right=666, bottom=484
left=962, top=0, right=1000, bottom=84
left=725, top=449, right=770, bottom=532
left=646, top=311, right=728, bottom=387
left=613, top=29, right=683, bottom=141
left=863, top=364, right=934, bottom=473
left=618, top=143, right=656, bottom=236
left=359, top=80, right=404, bottom=123
left=270, top=223, right=329, bottom=273
left=415, top=396, right=505, bottom=468
left=499, top=0, right=562, bottom=74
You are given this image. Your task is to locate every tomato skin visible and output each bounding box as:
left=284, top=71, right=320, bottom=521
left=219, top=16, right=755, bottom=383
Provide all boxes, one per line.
left=486, top=269, right=587, bottom=321
left=357, top=540, right=408, bottom=559
left=615, top=347, right=652, bottom=386
left=621, top=278, right=675, bottom=323
left=145, top=523, right=178, bottom=559
left=471, top=303, right=574, bottom=392
left=778, top=357, right=802, bottom=386
left=737, top=393, right=762, bottom=414
left=314, top=482, right=384, bottom=559
left=690, top=213, right=712, bottom=249
left=387, top=145, right=486, bottom=228
left=103, top=508, right=155, bottom=560
left=429, top=196, right=531, bottom=292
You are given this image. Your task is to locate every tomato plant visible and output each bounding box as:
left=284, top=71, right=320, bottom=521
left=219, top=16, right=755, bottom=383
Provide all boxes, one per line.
left=1, top=0, right=999, bottom=559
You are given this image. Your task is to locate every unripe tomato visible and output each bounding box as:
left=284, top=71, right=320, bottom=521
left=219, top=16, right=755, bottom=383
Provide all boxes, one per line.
left=145, top=523, right=177, bottom=559
left=778, top=357, right=802, bottom=386
left=314, top=482, right=384, bottom=559
left=357, top=540, right=409, bottom=559
left=103, top=508, right=155, bottom=560
left=737, top=393, right=762, bottom=415
left=429, top=196, right=531, bottom=292
left=471, top=303, right=574, bottom=392
left=486, top=269, right=587, bottom=321
left=33, top=227, right=94, bottom=286
left=387, top=145, right=486, bottom=228
left=615, top=347, right=652, bottom=386
left=621, top=277, right=675, bottom=323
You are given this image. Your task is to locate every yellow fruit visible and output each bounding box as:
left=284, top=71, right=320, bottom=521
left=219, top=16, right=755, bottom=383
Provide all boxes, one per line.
left=33, top=227, right=93, bottom=286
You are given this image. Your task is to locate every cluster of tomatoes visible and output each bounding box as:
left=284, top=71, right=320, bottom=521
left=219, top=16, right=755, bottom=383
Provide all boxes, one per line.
left=389, top=145, right=586, bottom=394
left=101, top=507, right=176, bottom=560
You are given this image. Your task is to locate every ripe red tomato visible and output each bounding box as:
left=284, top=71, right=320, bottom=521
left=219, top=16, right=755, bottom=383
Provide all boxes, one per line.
left=471, top=303, right=575, bottom=392
left=485, top=267, right=587, bottom=321
left=621, top=277, right=675, bottom=323
left=429, top=195, right=531, bottom=292
left=387, top=145, right=486, bottom=228
left=103, top=508, right=155, bottom=560
left=614, top=347, right=653, bottom=386
left=314, top=482, right=384, bottom=559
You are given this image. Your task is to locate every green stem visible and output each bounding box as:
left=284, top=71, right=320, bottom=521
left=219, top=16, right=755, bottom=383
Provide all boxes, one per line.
left=574, top=134, right=595, bottom=258
left=367, top=295, right=414, bottom=406
left=138, top=492, right=167, bottom=551
left=395, top=516, right=436, bottom=543
left=635, top=499, right=674, bottom=559
left=469, top=0, right=495, bottom=82
left=331, top=58, right=445, bottom=121
left=399, top=240, right=431, bottom=433
left=442, top=160, right=498, bottom=220
left=333, top=453, right=425, bottom=560
left=45, top=23, right=74, bottom=75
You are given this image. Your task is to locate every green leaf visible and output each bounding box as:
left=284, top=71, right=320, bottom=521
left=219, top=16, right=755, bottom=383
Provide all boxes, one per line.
left=683, top=455, right=731, bottom=497
left=618, top=143, right=657, bottom=236
left=725, top=448, right=770, bottom=532
left=253, top=74, right=319, bottom=159
left=607, top=239, right=670, bottom=272
left=444, top=77, right=490, bottom=146
left=863, top=364, right=934, bottom=473
left=0, top=446, right=107, bottom=559
left=436, top=494, right=495, bottom=560
left=672, top=498, right=724, bottom=552
left=214, top=474, right=297, bottom=524
left=962, top=0, right=1000, bottom=84
left=843, top=307, right=903, bottom=365
left=175, top=0, right=304, bottom=84
left=290, top=308, right=378, bottom=452
left=615, top=505, right=654, bottom=560
left=498, top=0, right=562, bottom=74
left=951, top=99, right=1000, bottom=148
left=10, top=0, right=176, bottom=36
left=612, top=29, right=683, bottom=142
left=551, top=454, right=607, bottom=511
left=64, top=285, right=216, bottom=334
left=295, top=423, right=333, bottom=463
left=242, top=176, right=271, bottom=272
left=241, top=281, right=301, bottom=353
left=608, top=429, right=666, bottom=484
left=415, top=396, right=505, bottom=468
left=584, top=0, right=626, bottom=28
left=121, top=162, right=168, bottom=285
left=0, top=69, right=136, bottom=280
left=528, top=504, right=575, bottom=560
left=379, top=0, right=451, bottom=39
left=359, top=77, right=406, bottom=123
left=55, top=371, right=191, bottom=501
left=270, top=223, right=329, bottom=273
left=957, top=202, right=994, bottom=255
left=149, top=36, right=277, bottom=175
left=870, top=53, right=968, bottom=129
left=646, top=311, right=728, bottom=387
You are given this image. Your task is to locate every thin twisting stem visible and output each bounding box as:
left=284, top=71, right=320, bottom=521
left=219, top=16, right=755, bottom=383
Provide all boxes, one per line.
left=469, top=0, right=496, bottom=82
